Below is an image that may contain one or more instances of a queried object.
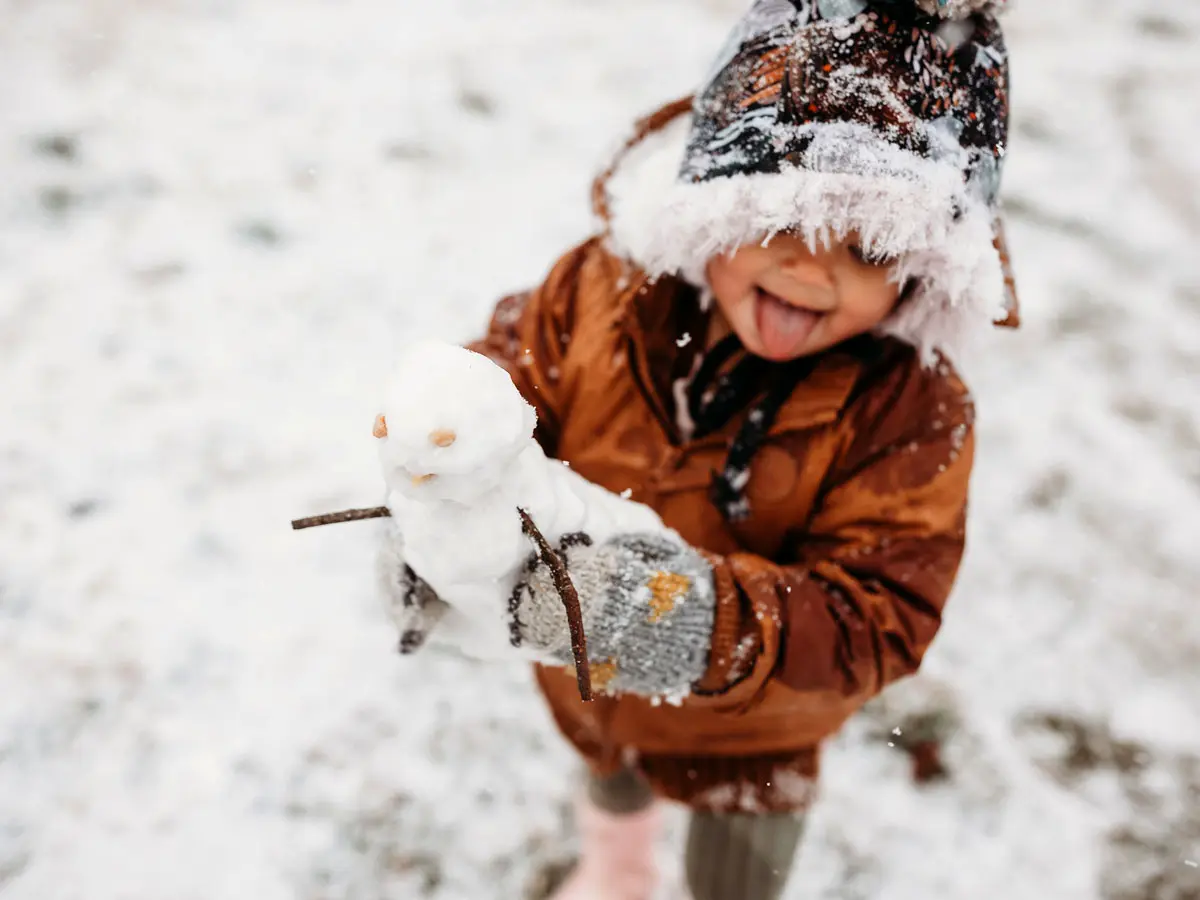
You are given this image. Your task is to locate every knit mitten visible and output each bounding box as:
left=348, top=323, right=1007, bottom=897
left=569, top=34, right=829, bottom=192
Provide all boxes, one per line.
left=512, top=533, right=717, bottom=698
left=376, top=520, right=450, bottom=655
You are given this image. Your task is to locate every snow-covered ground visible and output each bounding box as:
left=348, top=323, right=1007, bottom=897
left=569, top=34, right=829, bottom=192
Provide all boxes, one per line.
left=2, top=1, right=1198, bottom=897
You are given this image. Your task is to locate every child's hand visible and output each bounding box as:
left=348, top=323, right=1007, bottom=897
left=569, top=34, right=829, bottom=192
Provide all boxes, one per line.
left=376, top=521, right=450, bottom=654
left=376, top=516, right=718, bottom=698
left=512, top=532, right=717, bottom=697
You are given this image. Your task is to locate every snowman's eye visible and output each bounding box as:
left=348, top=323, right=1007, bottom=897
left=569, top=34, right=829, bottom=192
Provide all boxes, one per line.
left=848, top=243, right=895, bottom=267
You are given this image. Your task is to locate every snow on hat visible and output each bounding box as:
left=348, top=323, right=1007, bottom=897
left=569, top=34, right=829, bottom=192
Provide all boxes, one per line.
left=602, top=0, right=1018, bottom=363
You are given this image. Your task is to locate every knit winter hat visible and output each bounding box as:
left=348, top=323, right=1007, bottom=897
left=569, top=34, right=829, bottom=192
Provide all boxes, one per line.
left=603, top=0, right=1017, bottom=363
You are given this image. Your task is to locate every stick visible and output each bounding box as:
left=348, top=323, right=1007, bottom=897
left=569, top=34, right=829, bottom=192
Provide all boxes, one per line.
left=291, top=506, right=391, bottom=530
left=518, top=507, right=593, bottom=703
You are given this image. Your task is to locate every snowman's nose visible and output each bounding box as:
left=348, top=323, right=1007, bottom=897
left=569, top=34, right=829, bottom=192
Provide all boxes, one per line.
left=373, top=415, right=388, bottom=439
left=430, top=429, right=457, bottom=447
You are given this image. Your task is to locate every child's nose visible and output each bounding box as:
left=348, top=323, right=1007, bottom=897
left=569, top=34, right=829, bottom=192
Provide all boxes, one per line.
left=779, top=255, right=835, bottom=289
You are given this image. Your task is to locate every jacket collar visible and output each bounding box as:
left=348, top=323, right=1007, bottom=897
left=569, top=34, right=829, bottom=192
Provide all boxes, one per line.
left=614, top=272, right=861, bottom=441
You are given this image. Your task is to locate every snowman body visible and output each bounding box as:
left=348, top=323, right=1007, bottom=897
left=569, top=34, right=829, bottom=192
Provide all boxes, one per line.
left=377, top=341, right=668, bottom=658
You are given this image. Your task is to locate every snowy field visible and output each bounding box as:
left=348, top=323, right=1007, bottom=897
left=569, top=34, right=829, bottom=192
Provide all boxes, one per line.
left=2, top=0, right=1199, bottom=897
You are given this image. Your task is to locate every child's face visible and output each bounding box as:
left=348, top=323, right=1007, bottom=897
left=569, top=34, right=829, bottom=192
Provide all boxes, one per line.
left=705, top=231, right=902, bottom=361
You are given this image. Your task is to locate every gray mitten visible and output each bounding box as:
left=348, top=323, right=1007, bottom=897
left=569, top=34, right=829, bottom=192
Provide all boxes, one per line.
left=376, top=521, right=450, bottom=655
left=510, top=532, right=718, bottom=698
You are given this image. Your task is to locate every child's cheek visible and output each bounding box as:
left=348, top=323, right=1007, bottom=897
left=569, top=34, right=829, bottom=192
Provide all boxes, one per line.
left=705, top=258, right=736, bottom=305
left=707, top=262, right=747, bottom=317
left=839, top=266, right=901, bottom=332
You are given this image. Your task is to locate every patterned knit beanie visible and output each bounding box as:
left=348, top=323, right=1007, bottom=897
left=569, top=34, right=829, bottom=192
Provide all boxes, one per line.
left=603, top=0, right=1017, bottom=363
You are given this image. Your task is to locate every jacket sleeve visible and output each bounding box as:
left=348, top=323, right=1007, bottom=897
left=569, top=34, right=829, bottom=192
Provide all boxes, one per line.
left=692, top=361, right=976, bottom=712
left=466, top=236, right=606, bottom=457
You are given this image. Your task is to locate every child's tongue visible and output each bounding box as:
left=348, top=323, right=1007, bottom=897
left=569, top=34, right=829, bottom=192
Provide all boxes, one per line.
left=754, top=289, right=820, bottom=359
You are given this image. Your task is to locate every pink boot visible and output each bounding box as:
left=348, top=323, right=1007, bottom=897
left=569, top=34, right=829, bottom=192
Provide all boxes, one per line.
left=551, top=795, right=662, bottom=900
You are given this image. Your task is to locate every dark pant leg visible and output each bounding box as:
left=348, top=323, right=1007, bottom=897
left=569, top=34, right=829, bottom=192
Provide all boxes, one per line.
left=685, top=811, right=805, bottom=900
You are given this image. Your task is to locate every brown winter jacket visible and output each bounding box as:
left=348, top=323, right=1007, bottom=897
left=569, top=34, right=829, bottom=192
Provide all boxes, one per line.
left=468, top=233, right=976, bottom=813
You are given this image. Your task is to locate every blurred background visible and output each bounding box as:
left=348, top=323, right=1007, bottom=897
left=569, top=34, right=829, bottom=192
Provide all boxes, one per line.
left=2, top=1, right=1198, bottom=897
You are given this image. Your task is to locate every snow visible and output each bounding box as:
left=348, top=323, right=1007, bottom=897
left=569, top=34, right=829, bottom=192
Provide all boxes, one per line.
left=2, top=1, right=1199, bottom=899
left=376, top=340, right=666, bottom=658
left=378, top=342, right=537, bottom=503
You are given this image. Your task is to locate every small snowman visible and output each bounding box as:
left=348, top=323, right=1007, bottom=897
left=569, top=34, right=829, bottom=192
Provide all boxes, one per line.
left=373, top=340, right=669, bottom=659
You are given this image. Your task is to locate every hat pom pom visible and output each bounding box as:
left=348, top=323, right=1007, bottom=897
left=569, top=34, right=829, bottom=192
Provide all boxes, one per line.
left=914, top=0, right=1007, bottom=18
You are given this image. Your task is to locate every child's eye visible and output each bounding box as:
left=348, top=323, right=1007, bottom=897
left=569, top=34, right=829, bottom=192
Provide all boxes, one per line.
left=848, top=243, right=895, bottom=267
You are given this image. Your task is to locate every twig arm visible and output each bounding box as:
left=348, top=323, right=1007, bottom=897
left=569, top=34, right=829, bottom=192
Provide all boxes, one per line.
left=292, top=506, right=391, bottom=530
left=518, top=507, right=593, bottom=703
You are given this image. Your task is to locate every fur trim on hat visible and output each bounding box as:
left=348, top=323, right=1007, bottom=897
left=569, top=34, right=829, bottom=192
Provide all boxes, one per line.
left=601, top=109, right=1008, bottom=365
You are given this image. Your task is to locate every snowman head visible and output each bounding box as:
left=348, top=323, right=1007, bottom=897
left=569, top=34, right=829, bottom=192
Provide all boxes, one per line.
left=376, top=341, right=537, bottom=505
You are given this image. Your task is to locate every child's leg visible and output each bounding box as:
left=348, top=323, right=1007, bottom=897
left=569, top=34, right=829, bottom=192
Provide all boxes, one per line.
left=551, top=768, right=661, bottom=900
left=684, top=811, right=805, bottom=900
left=587, top=766, right=656, bottom=814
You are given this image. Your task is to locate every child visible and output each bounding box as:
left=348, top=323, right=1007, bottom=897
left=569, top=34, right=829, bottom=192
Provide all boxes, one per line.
left=379, top=0, right=1017, bottom=897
